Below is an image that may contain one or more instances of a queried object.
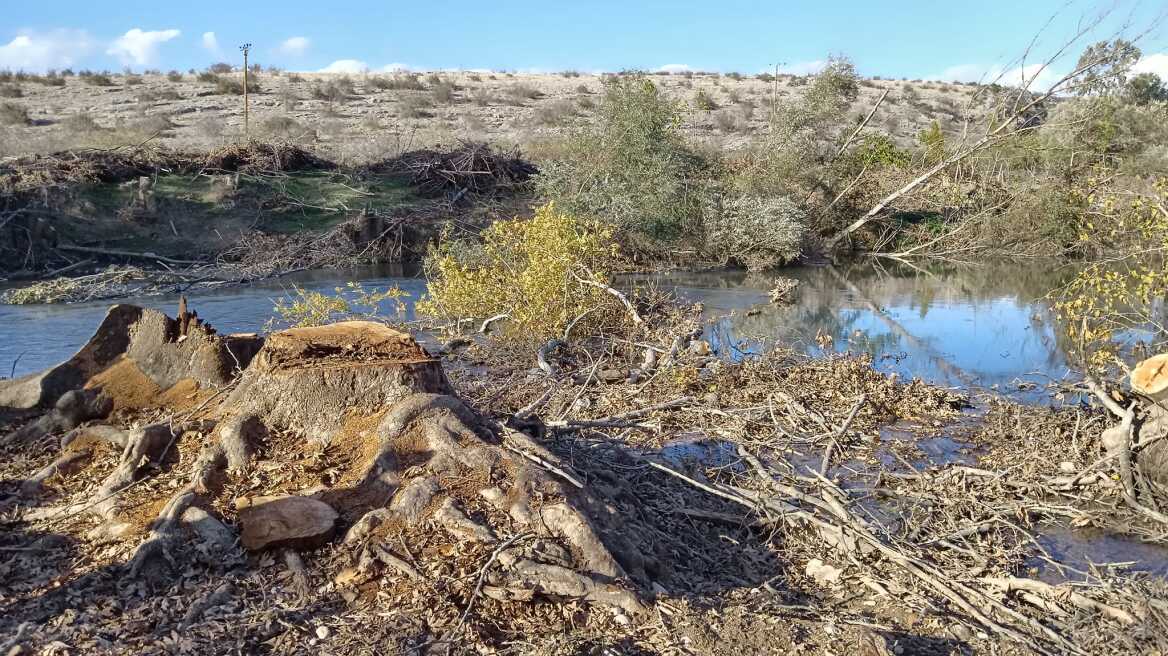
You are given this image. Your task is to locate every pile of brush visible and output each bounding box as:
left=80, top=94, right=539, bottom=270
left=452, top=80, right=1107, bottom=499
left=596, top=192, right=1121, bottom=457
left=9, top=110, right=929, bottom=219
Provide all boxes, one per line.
left=373, top=141, right=537, bottom=198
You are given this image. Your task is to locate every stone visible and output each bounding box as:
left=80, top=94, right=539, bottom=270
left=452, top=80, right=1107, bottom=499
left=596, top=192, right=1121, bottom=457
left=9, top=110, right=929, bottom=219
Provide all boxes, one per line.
left=235, top=495, right=338, bottom=551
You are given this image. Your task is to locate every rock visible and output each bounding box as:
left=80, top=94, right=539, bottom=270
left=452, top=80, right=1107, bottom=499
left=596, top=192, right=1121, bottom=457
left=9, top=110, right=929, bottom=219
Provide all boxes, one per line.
left=805, top=558, right=843, bottom=586
left=235, top=495, right=338, bottom=551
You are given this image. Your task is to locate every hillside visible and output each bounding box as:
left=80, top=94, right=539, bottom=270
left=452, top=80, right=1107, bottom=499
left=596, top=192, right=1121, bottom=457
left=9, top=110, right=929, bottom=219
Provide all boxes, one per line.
left=0, top=70, right=982, bottom=163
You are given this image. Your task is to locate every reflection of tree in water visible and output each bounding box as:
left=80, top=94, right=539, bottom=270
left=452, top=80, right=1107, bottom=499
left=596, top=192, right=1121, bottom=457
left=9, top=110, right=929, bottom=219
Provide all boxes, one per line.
left=701, top=259, right=1080, bottom=387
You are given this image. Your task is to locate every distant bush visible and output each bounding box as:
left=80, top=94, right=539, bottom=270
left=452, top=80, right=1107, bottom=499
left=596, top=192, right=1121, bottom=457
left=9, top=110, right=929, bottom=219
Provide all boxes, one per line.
left=209, top=63, right=234, bottom=74
left=725, top=72, right=744, bottom=81
left=261, top=115, right=308, bottom=140
left=468, top=73, right=482, bottom=82
left=575, top=83, right=590, bottom=94
left=503, top=84, right=541, bottom=104
left=214, top=75, right=261, bottom=95
left=34, top=74, right=65, bottom=87
left=166, top=70, right=183, bottom=82
left=311, top=78, right=354, bottom=103
left=470, top=87, right=495, bottom=106
left=704, top=194, right=805, bottom=270
left=757, top=72, right=775, bottom=83
left=63, top=112, right=102, bottom=132
left=401, top=96, right=433, bottom=118
left=560, top=70, right=581, bottom=78
left=0, top=102, right=29, bottom=126
left=694, top=89, right=718, bottom=110
left=84, top=73, right=115, bottom=87
left=370, top=74, right=424, bottom=91
left=713, top=108, right=746, bottom=133
left=0, top=84, right=21, bottom=98
left=418, top=202, right=627, bottom=342
left=533, top=99, right=576, bottom=125
left=124, top=74, right=143, bottom=85
left=431, top=81, right=457, bottom=104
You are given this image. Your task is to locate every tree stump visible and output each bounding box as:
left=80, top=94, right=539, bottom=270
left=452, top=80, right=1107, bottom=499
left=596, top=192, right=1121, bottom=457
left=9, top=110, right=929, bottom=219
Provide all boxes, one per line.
left=3, top=307, right=647, bottom=615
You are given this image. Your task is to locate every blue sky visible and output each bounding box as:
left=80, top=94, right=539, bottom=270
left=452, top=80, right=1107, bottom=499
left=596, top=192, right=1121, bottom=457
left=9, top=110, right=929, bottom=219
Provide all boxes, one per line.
left=2, top=1, right=1166, bottom=84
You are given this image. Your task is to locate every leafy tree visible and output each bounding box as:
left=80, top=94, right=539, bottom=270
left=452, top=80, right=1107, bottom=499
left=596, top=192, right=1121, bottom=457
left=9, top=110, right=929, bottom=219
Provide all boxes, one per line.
left=1070, top=39, right=1140, bottom=96
left=1125, top=72, right=1168, bottom=106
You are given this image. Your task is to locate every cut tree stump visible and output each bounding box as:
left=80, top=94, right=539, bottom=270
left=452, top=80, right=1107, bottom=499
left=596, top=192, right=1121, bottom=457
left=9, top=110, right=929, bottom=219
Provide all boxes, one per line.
left=3, top=306, right=647, bottom=615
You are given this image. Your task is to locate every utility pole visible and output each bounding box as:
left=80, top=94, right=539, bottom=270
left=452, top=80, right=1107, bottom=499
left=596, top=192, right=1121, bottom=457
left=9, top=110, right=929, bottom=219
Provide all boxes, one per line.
left=240, top=43, right=252, bottom=138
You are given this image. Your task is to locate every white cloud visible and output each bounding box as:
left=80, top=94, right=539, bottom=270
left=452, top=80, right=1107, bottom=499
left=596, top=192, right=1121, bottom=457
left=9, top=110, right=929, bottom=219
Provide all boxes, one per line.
left=381, top=62, right=412, bottom=72
left=778, top=60, right=826, bottom=76
left=0, top=29, right=96, bottom=72
left=319, top=59, right=368, bottom=74
left=277, top=36, right=310, bottom=56
left=201, top=31, right=220, bottom=54
left=928, top=62, right=1066, bottom=91
left=655, top=64, right=692, bottom=74
left=107, top=28, right=181, bottom=67
left=1133, top=53, right=1168, bottom=79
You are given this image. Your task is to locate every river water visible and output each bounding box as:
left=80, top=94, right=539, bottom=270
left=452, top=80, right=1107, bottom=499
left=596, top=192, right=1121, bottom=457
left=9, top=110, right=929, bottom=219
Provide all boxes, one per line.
left=1, top=260, right=1079, bottom=399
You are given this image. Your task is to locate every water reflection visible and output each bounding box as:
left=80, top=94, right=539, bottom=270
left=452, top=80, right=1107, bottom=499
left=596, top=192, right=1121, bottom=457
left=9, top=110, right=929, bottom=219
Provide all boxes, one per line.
left=628, top=260, right=1081, bottom=401
left=2, top=260, right=1082, bottom=402
left=0, top=264, right=424, bottom=378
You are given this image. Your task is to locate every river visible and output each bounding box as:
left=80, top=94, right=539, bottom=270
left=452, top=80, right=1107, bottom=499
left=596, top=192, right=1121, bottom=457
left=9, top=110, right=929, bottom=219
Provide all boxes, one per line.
left=1, top=260, right=1079, bottom=402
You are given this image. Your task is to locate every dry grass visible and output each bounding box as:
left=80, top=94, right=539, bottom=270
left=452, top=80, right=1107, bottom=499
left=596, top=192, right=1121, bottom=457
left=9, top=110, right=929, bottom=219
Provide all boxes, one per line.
left=0, top=71, right=978, bottom=163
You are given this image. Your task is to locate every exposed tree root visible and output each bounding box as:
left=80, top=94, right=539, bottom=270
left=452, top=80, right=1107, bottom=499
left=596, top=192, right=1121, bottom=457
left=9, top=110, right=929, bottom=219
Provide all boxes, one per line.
left=3, top=306, right=650, bottom=624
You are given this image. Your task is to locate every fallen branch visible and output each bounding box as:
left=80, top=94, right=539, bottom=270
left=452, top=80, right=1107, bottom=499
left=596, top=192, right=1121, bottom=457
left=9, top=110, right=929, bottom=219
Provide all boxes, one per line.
left=57, top=244, right=204, bottom=266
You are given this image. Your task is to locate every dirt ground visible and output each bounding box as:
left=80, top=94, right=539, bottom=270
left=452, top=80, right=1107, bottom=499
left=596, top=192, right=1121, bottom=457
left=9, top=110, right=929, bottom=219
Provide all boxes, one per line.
left=0, top=71, right=980, bottom=163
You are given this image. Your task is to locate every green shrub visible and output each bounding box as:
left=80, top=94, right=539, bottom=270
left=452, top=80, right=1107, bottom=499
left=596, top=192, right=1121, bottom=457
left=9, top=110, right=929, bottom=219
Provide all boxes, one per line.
left=704, top=194, right=805, bottom=270
left=270, top=282, right=407, bottom=328
left=215, top=75, right=261, bottom=95
left=726, top=72, right=743, bottom=81
left=418, top=202, right=626, bottom=342
left=694, top=89, right=718, bottom=110
left=534, top=74, right=711, bottom=247
left=1125, top=72, right=1168, bottom=106
left=757, top=72, right=775, bottom=83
